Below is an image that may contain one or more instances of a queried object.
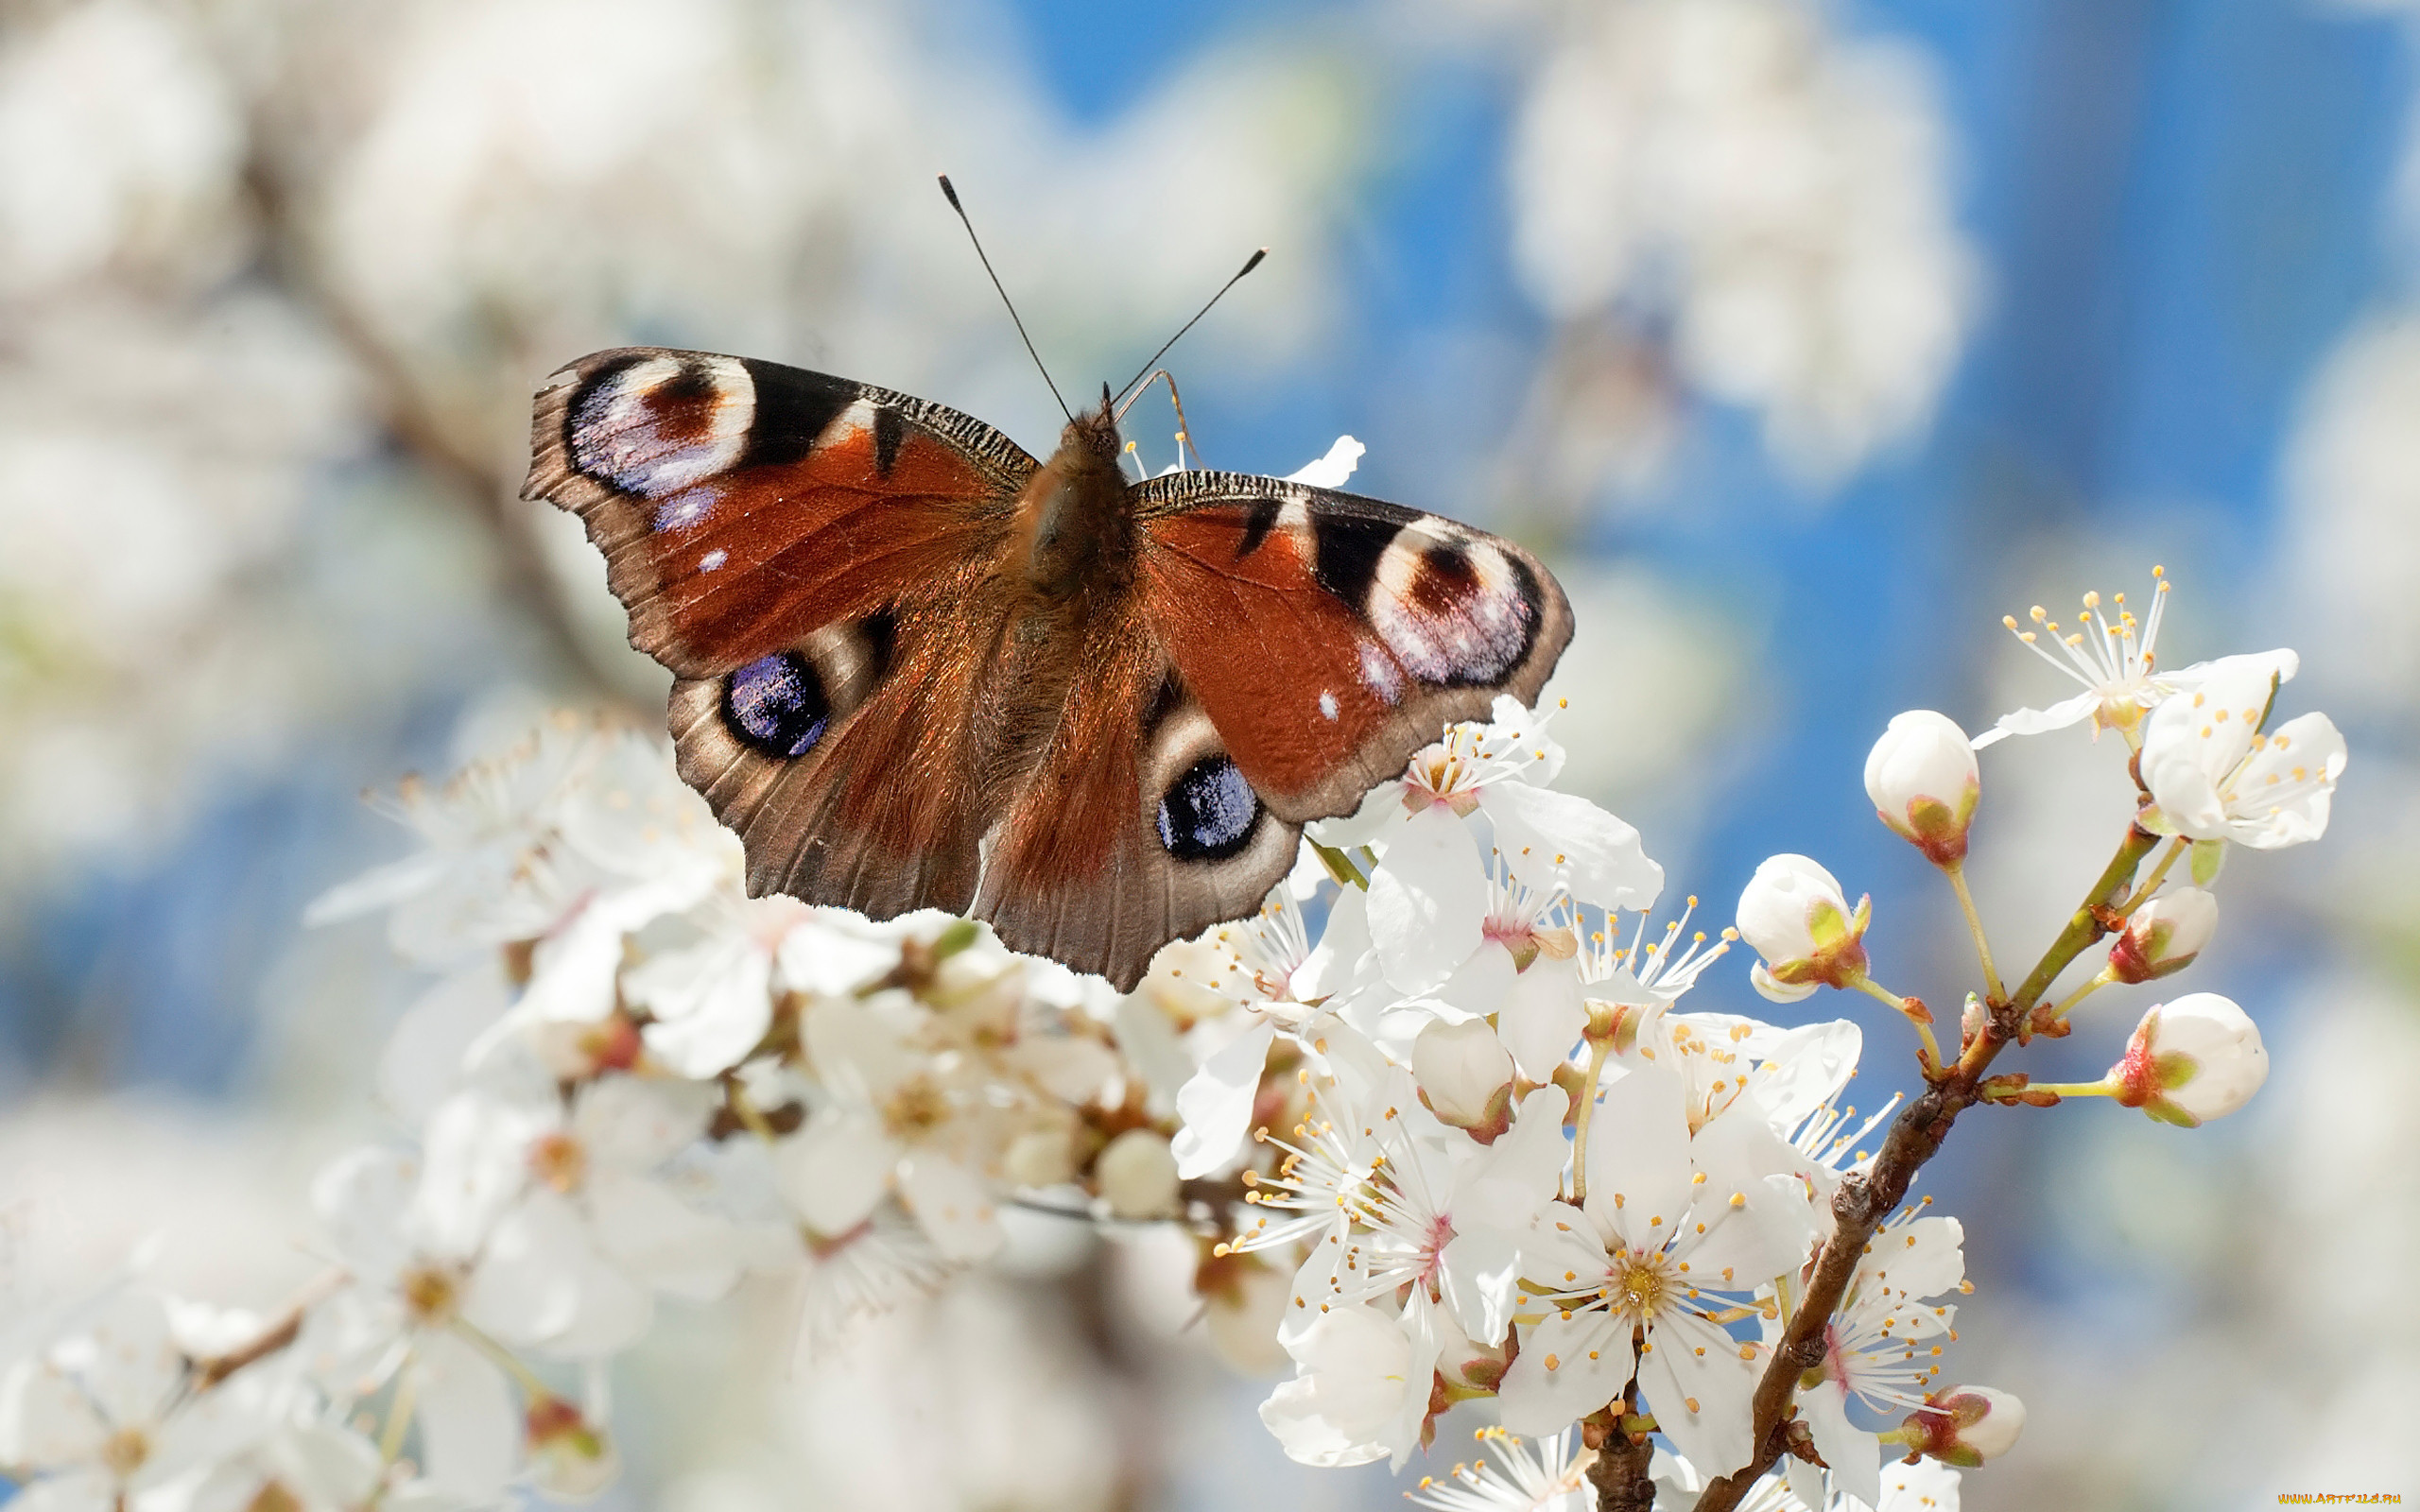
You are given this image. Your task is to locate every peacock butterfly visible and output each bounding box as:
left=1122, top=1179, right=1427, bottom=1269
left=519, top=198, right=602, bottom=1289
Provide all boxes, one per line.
left=522, top=232, right=1571, bottom=990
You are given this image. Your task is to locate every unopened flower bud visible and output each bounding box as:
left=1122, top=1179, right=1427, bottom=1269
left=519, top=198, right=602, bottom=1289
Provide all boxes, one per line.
left=2106, top=887, right=2217, bottom=984
left=2111, top=992, right=2267, bottom=1126
left=1411, top=1019, right=1515, bottom=1142
left=1097, top=1128, right=1181, bottom=1219
left=1864, top=711, right=1980, bottom=867
left=1737, top=854, right=1871, bottom=999
left=1004, top=1125, right=1079, bottom=1189
left=525, top=1397, right=618, bottom=1500
left=1899, top=1384, right=2024, bottom=1468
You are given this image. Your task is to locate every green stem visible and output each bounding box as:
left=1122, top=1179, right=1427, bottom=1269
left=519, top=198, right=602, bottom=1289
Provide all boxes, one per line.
left=1567, top=1039, right=1613, bottom=1204
left=1944, top=862, right=2005, bottom=1003
left=450, top=1317, right=555, bottom=1401
left=2119, top=837, right=2187, bottom=915
left=2003, top=823, right=2161, bottom=1017
left=1853, top=975, right=1943, bottom=1075
left=2020, top=1078, right=2119, bottom=1099
left=2052, top=969, right=2113, bottom=1021
left=379, top=1358, right=421, bottom=1464
left=1309, top=840, right=1366, bottom=889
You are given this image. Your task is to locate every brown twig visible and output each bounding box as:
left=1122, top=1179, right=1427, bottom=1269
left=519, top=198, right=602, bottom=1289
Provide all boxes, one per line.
left=187, top=1267, right=348, bottom=1392
left=1686, top=820, right=2160, bottom=1511
left=234, top=140, right=639, bottom=706
left=1585, top=1383, right=1658, bottom=1512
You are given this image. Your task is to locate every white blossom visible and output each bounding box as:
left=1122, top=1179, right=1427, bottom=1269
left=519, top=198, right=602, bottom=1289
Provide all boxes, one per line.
left=2110, top=993, right=2269, bottom=1127
left=1863, top=711, right=1979, bottom=867
left=1499, top=1061, right=1816, bottom=1472
left=1735, top=854, right=1869, bottom=1001
left=1319, top=698, right=1660, bottom=994
left=1413, top=1018, right=1518, bottom=1139
left=2138, top=654, right=2343, bottom=851
left=1767, top=1207, right=1966, bottom=1507
left=2106, top=886, right=2218, bottom=985
left=1257, top=1300, right=1429, bottom=1469
left=775, top=997, right=1005, bottom=1263
left=1974, top=572, right=2238, bottom=747
left=1896, top=1384, right=2024, bottom=1468
left=1094, top=1129, right=1181, bottom=1220
left=0, top=1289, right=254, bottom=1512
left=1409, top=1426, right=1589, bottom=1512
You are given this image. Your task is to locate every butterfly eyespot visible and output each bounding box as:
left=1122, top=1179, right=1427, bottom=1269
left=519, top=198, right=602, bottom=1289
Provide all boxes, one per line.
left=567, top=353, right=755, bottom=501
left=723, top=651, right=831, bottom=758
left=1156, top=755, right=1260, bottom=862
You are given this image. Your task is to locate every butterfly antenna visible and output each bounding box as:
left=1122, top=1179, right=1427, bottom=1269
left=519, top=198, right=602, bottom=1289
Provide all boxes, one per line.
left=1113, top=248, right=1268, bottom=405
left=938, top=173, right=1072, bottom=422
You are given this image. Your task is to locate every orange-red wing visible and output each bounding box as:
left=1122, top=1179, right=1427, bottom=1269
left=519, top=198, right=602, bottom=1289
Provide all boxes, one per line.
left=524, top=348, right=1035, bottom=678
left=1135, top=471, right=1573, bottom=825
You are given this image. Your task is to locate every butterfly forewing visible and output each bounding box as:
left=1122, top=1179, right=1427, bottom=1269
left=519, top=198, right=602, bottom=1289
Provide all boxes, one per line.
left=525, top=347, right=1036, bottom=677
left=524, top=347, right=1034, bottom=922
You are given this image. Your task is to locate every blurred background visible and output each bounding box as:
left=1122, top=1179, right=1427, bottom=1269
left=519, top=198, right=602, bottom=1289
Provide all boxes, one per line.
left=2, top=0, right=2415, bottom=1506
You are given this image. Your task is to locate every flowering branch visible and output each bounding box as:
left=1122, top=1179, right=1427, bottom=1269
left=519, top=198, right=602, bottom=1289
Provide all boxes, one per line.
left=1687, top=819, right=2162, bottom=1511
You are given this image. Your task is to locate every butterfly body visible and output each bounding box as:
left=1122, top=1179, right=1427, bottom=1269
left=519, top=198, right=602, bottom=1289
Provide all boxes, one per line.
left=526, top=348, right=1571, bottom=988
left=1007, top=405, right=1134, bottom=605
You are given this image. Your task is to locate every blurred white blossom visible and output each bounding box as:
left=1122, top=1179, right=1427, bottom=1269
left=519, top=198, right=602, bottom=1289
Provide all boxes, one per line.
left=1505, top=0, right=1977, bottom=487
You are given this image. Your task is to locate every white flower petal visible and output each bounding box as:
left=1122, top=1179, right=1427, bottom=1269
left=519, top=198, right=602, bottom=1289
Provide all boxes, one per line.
left=1800, top=1374, right=1882, bottom=1509
left=1499, top=954, right=1585, bottom=1081
left=572, top=1076, right=712, bottom=1172
left=1582, top=1062, right=1693, bottom=1247
left=1430, top=938, right=1520, bottom=1023
left=408, top=1331, right=517, bottom=1501
left=2221, top=710, right=2345, bottom=849
left=376, top=966, right=511, bottom=1125
left=1305, top=783, right=1405, bottom=852
left=0, top=1358, right=107, bottom=1470
left=1438, top=1228, right=1522, bottom=1345
left=587, top=1169, right=742, bottom=1302
left=1283, top=435, right=1366, bottom=489
left=1745, top=1019, right=1861, bottom=1131
left=1171, top=1020, right=1276, bottom=1179
left=895, top=1155, right=1003, bottom=1263
left=1869, top=1215, right=1965, bottom=1302
left=311, top=1146, right=420, bottom=1282
left=627, top=933, right=775, bottom=1077
left=1482, top=781, right=1664, bottom=911
left=775, top=1114, right=897, bottom=1240
left=1970, top=687, right=2100, bottom=748
left=461, top=1194, right=587, bottom=1348
left=1365, top=806, right=1488, bottom=992
left=1295, top=884, right=1374, bottom=1002
left=1497, top=1308, right=1633, bottom=1436
left=1878, top=1455, right=1964, bottom=1511
left=1636, top=1307, right=1757, bottom=1480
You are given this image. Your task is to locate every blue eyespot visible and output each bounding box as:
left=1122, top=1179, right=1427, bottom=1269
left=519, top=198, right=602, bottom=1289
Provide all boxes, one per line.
left=1156, top=756, right=1259, bottom=861
left=723, top=651, right=829, bottom=758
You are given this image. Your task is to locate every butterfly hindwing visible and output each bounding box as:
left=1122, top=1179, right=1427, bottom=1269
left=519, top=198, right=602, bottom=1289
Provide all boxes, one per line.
left=968, top=618, right=1301, bottom=987
left=1133, top=470, right=1571, bottom=824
